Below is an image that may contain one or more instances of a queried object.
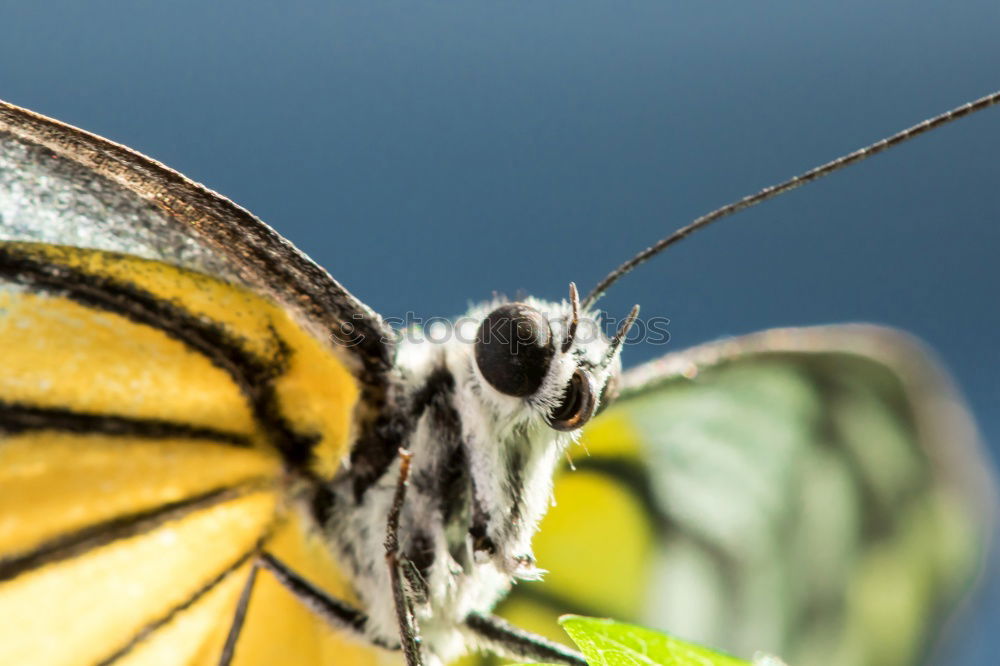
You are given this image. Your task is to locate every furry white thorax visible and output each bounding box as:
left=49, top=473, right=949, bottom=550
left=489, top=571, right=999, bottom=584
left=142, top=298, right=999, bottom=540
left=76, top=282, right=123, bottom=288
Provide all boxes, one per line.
left=321, top=296, right=621, bottom=664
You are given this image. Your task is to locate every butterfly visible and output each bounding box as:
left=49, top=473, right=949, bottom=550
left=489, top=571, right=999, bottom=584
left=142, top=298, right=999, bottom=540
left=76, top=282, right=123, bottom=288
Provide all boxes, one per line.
left=0, top=89, right=996, bottom=666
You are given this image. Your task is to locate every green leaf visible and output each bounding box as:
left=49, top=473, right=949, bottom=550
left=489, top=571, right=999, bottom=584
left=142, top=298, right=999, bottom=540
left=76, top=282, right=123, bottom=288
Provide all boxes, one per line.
left=558, top=616, right=751, bottom=666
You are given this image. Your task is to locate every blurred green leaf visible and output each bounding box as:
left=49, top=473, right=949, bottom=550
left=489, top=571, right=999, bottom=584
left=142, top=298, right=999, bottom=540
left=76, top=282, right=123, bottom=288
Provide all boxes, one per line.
left=558, top=616, right=751, bottom=666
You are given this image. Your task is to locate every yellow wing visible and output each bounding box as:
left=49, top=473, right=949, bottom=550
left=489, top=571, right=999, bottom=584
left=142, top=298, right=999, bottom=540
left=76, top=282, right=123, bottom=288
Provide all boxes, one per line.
left=0, top=98, right=394, bottom=386
left=0, top=242, right=382, bottom=665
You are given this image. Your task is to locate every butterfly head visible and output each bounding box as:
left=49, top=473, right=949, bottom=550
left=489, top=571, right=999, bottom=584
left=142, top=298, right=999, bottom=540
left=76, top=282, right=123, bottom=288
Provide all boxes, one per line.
left=465, top=283, right=635, bottom=435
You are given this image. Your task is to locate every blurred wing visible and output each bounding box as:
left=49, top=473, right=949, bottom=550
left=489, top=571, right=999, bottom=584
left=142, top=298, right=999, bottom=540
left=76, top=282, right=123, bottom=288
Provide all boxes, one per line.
left=499, top=325, right=994, bottom=666
left=0, top=99, right=393, bottom=378
left=0, top=243, right=380, bottom=665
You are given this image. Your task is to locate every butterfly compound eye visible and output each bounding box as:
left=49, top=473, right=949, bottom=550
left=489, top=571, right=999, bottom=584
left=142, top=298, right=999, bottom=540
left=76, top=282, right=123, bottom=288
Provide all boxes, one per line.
left=548, top=369, right=597, bottom=431
left=475, top=303, right=554, bottom=397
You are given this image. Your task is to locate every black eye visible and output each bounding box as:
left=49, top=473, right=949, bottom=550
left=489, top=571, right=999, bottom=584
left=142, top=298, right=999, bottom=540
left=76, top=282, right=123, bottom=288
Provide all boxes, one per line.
left=548, top=369, right=598, bottom=431
left=474, top=303, right=554, bottom=396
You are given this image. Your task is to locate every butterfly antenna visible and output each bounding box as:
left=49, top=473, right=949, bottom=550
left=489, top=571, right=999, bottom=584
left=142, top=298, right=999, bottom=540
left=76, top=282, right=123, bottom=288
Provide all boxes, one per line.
left=604, top=304, right=640, bottom=364
left=562, top=282, right=580, bottom=353
left=581, top=89, right=1000, bottom=309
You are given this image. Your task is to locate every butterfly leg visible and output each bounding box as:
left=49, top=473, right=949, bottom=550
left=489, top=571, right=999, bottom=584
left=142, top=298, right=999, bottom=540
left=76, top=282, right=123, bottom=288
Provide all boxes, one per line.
left=257, top=551, right=378, bottom=639
left=385, top=447, right=424, bottom=666
left=463, top=613, right=587, bottom=666
left=401, top=557, right=429, bottom=605
left=218, top=551, right=388, bottom=664
left=218, top=560, right=260, bottom=666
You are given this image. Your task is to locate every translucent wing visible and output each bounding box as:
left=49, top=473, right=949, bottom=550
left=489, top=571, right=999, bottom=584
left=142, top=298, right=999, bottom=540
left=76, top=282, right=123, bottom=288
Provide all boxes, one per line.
left=0, top=243, right=380, bottom=665
left=499, top=325, right=993, bottom=666
left=0, top=99, right=393, bottom=377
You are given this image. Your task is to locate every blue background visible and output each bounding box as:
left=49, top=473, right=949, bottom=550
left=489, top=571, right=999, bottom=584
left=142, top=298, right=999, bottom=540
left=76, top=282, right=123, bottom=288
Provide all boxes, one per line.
left=2, top=1, right=997, bottom=663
